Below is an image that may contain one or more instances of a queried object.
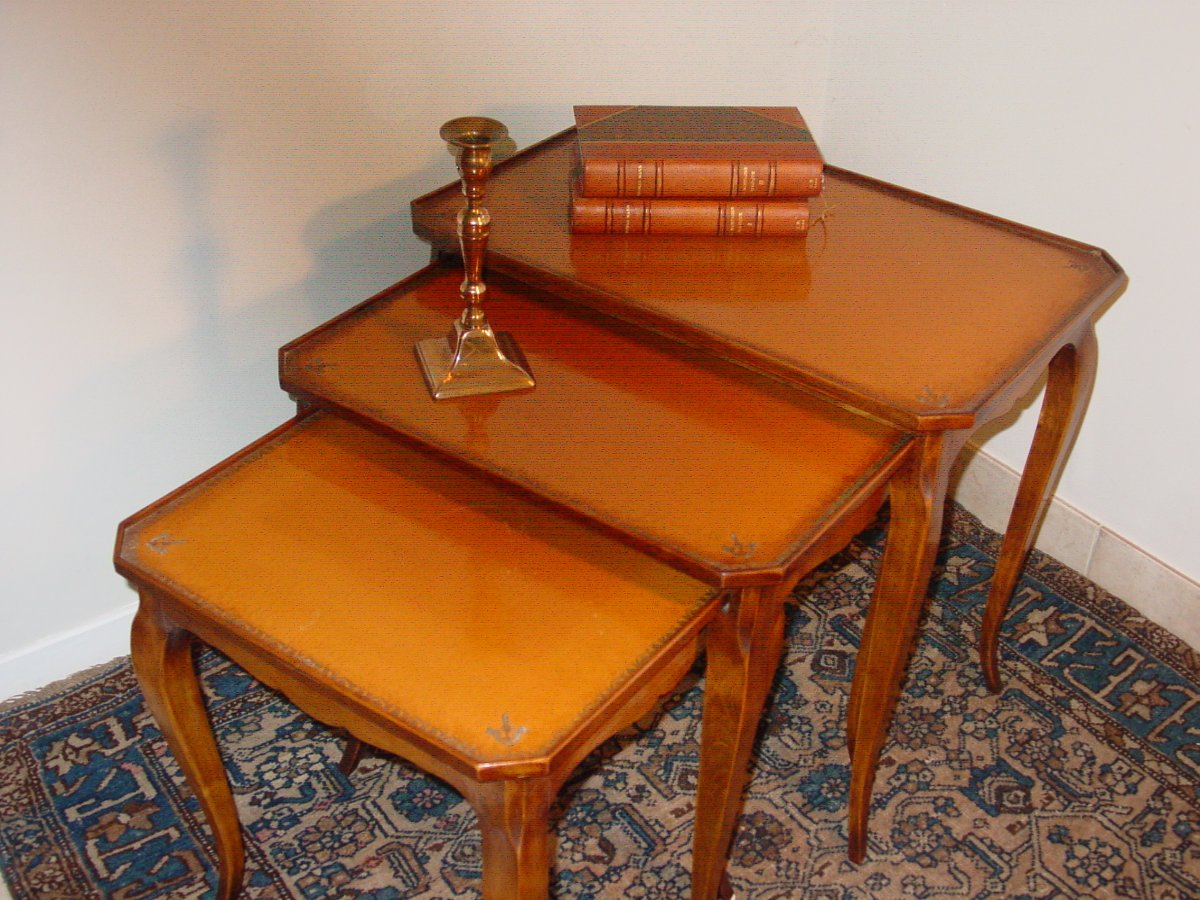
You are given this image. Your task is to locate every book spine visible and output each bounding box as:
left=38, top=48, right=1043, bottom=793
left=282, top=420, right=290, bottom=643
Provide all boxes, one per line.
left=571, top=196, right=810, bottom=237
left=579, top=158, right=823, bottom=198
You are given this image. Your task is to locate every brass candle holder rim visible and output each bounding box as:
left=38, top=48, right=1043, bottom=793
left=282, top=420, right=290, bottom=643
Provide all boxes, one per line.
left=439, top=116, right=509, bottom=148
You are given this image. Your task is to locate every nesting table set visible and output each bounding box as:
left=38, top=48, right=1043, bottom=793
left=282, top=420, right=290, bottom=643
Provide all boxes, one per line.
left=115, top=124, right=1124, bottom=899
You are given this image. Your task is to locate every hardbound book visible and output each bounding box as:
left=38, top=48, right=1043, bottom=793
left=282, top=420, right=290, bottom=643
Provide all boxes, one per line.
left=574, top=105, right=824, bottom=199
left=570, top=190, right=810, bottom=237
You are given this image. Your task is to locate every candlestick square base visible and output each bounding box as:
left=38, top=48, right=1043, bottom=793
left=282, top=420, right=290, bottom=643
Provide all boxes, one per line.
left=415, top=323, right=535, bottom=400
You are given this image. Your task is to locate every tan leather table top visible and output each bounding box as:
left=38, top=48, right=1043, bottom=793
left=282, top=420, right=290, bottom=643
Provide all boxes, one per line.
left=410, top=131, right=1126, bottom=432
left=282, top=266, right=909, bottom=587
left=117, top=413, right=714, bottom=767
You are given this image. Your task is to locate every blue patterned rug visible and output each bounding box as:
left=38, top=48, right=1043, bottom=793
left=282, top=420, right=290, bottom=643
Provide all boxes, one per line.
left=2, top=506, right=1198, bottom=898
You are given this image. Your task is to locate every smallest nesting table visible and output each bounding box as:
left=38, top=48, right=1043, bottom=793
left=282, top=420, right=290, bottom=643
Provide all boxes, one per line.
left=116, top=411, right=718, bottom=899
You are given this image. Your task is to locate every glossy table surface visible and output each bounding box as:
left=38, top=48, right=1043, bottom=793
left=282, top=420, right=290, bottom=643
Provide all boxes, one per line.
left=281, top=265, right=909, bottom=588
left=410, top=130, right=1126, bottom=431
left=117, top=412, right=714, bottom=772
left=119, top=411, right=731, bottom=898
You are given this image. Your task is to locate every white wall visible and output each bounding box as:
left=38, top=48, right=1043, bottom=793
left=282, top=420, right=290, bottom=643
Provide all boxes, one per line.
left=0, top=0, right=834, bottom=696
left=5, top=1, right=1195, bottom=700
left=825, top=2, right=1200, bottom=582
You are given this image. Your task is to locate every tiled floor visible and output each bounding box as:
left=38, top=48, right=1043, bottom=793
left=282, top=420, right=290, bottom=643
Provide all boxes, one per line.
left=952, top=446, right=1200, bottom=651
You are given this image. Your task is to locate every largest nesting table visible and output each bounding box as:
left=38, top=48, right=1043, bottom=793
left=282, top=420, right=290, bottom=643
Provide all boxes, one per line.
left=408, top=129, right=1127, bottom=873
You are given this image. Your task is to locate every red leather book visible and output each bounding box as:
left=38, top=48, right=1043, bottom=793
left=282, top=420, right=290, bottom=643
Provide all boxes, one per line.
left=570, top=192, right=810, bottom=236
left=574, top=105, right=824, bottom=199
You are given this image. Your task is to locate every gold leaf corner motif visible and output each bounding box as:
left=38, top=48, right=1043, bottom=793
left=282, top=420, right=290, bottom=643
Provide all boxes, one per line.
left=486, top=713, right=527, bottom=747
left=147, top=532, right=185, bottom=556
left=811, top=199, right=835, bottom=227
left=724, top=534, right=758, bottom=560
left=917, top=386, right=951, bottom=409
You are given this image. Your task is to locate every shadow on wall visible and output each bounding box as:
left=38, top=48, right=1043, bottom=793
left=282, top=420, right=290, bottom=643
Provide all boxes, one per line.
left=97, top=113, right=445, bottom=444
left=160, top=117, right=224, bottom=351
left=9, top=101, right=570, bottom=660
left=945, top=372, right=1044, bottom=504
left=21, top=121, right=456, bottom=646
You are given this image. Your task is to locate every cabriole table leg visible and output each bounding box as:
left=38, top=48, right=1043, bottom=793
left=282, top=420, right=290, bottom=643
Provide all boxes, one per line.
left=473, top=777, right=554, bottom=900
left=691, top=584, right=789, bottom=899
left=980, top=324, right=1099, bottom=693
left=846, top=432, right=966, bottom=863
left=130, top=591, right=245, bottom=900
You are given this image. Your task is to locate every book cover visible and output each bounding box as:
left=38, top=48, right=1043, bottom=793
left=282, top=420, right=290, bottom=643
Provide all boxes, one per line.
left=574, top=105, right=824, bottom=199
left=571, top=192, right=810, bottom=237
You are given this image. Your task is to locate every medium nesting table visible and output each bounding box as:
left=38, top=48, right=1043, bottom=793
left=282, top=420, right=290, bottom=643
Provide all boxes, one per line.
left=278, top=264, right=911, bottom=897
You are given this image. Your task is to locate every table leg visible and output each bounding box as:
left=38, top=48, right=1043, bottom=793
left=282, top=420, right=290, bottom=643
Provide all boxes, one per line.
left=338, top=735, right=366, bottom=775
left=980, top=325, right=1098, bottom=693
left=692, top=585, right=789, bottom=899
left=846, top=432, right=965, bottom=863
left=130, top=592, right=245, bottom=900
left=473, top=777, right=554, bottom=900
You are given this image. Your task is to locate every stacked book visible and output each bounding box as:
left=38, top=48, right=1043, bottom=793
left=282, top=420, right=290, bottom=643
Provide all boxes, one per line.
left=569, top=105, right=824, bottom=237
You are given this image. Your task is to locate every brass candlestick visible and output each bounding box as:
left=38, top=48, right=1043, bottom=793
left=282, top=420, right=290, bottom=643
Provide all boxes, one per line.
left=415, top=116, right=535, bottom=400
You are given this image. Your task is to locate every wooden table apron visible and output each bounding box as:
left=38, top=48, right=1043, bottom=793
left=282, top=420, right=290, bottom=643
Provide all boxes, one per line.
left=409, top=128, right=1127, bottom=883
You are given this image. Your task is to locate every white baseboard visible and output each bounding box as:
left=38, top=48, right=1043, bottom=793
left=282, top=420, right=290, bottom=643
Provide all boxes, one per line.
left=0, top=602, right=136, bottom=703
left=952, top=446, right=1200, bottom=651
left=2, top=448, right=1196, bottom=704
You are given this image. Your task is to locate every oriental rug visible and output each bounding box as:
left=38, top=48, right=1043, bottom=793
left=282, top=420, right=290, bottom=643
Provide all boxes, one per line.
left=2, top=506, right=1198, bottom=898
